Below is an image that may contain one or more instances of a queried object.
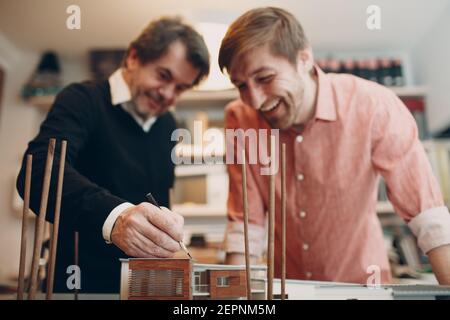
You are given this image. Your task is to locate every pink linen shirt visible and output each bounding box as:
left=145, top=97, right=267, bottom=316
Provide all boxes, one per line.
left=223, top=67, right=450, bottom=284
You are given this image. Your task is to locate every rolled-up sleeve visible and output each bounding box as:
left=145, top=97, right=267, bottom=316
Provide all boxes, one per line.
left=371, top=90, right=450, bottom=253
left=408, top=206, right=450, bottom=253
left=222, top=101, right=267, bottom=257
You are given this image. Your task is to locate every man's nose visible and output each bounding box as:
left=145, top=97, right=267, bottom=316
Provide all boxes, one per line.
left=246, top=86, right=265, bottom=111
left=158, top=84, right=176, bottom=104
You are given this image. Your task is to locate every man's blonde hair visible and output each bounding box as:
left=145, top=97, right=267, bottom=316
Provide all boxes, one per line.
left=219, top=7, right=309, bottom=73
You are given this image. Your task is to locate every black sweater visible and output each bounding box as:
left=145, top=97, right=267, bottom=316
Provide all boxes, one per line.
left=16, top=80, right=176, bottom=293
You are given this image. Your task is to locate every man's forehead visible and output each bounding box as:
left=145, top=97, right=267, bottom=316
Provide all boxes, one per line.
left=157, top=62, right=197, bottom=86
left=229, top=46, right=280, bottom=81
left=155, top=43, right=199, bottom=85
left=231, top=66, right=274, bottom=84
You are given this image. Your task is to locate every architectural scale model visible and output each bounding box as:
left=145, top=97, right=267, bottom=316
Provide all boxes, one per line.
left=120, top=258, right=267, bottom=300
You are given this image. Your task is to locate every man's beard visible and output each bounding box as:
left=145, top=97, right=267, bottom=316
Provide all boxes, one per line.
left=262, top=99, right=297, bottom=130
left=132, top=101, right=154, bottom=120
left=133, top=89, right=165, bottom=120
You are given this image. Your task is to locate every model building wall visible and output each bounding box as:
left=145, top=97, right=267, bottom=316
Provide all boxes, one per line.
left=127, top=259, right=192, bottom=300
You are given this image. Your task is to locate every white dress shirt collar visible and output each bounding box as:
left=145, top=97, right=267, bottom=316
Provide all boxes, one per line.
left=108, top=68, right=156, bottom=132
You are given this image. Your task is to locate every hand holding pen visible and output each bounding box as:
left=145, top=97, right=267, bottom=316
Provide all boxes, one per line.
left=110, top=195, right=188, bottom=259
left=145, top=193, right=193, bottom=260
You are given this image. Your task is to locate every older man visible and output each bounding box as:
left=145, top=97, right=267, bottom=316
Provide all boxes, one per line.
left=17, top=17, right=209, bottom=292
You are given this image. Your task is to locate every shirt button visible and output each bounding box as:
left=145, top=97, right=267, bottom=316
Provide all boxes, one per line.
left=297, top=174, right=304, bottom=181
left=296, top=135, right=304, bottom=143
left=299, top=210, right=306, bottom=218
left=306, top=272, right=312, bottom=278
left=303, top=243, right=309, bottom=251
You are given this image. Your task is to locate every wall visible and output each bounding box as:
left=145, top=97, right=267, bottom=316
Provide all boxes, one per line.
left=412, top=5, right=450, bottom=134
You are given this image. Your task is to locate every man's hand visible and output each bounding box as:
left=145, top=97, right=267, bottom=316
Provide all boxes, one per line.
left=111, top=202, right=184, bottom=258
left=427, top=244, right=450, bottom=285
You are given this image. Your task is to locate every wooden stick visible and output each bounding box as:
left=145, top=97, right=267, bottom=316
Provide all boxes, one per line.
left=281, top=143, right=287, bottom=300
left=28, top=138, right=56, bottom=300
left=17, top=154, right=32, bottom=300
left=74, top=231, right=79, bottom=300
left=46, top=140, right=67, bottom=300
left=241, top=150, right=252, bottom=300
left=267, top=135, right=275, bottom=300
left=169, top=188, right=174, bottom=210
left=38, top=223, right=51, bottom=291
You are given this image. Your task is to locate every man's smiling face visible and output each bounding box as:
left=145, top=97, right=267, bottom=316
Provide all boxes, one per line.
left=229, top=45, right=312, bottom=129
left=125, top=40, right=200, bottom=119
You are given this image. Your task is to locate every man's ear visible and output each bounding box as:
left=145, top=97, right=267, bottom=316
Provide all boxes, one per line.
left=296, top=47, right=314, bottom=73
left=125, top=48, right=139, bottom=70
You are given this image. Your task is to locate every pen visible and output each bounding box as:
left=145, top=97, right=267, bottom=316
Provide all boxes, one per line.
left=145, top=192, right=193, bottom=260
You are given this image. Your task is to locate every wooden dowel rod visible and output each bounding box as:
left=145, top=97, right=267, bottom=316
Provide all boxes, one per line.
left=46, top=140, right=67, bottom=300
left=169, top=188, right=174, bottom=210
left=74, top=231, right=79, bottom=300
left=267, top=135, right=275, bottom=300
left=241, top=150, right=252, bottom=300
left=281, top=143, right=286, bottom=300
left=17, top=154, right=32, bottom=300
left=38, top=222, right=51, bottom=289
left=28, top=138, right=56, bottom=300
